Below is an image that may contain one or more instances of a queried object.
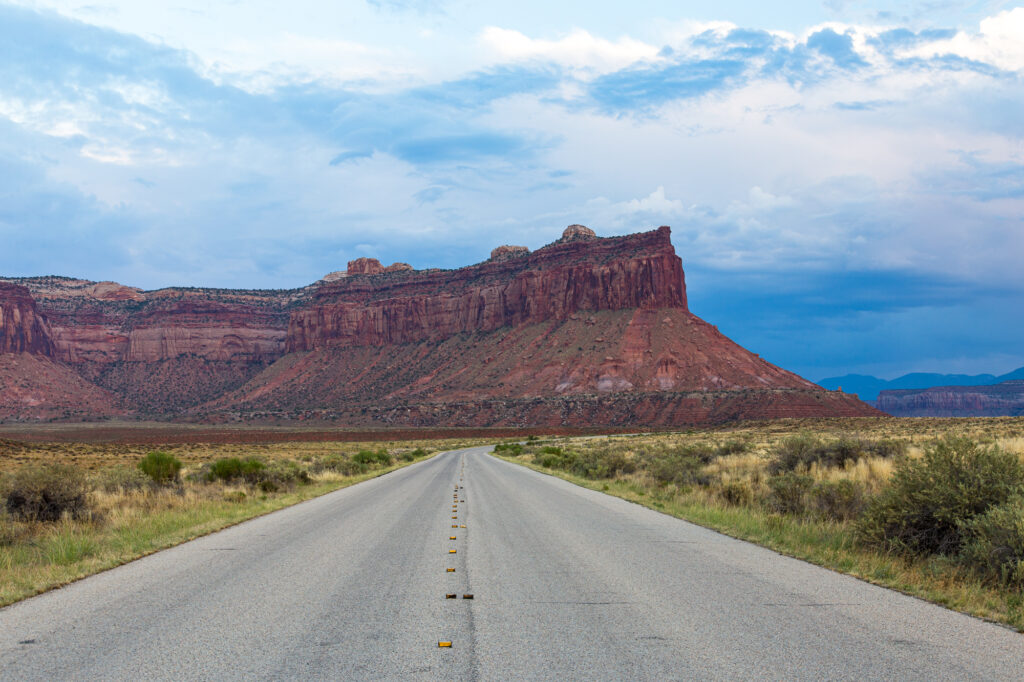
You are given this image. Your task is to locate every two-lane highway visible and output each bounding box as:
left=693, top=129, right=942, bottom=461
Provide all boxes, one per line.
left=2, top=446, right=1024, bottom=680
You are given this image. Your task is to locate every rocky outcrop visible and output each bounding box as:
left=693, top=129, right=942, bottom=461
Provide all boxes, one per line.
left=287, top=226, right=687, bottom=350
left=559, top=224, right=597, bottom=242
left=0, top=283, right=55, bottom=356
left=346, top=258, right=385, bottom=275
left=490, top=245, right=530, bottom=261
left=877, top=381, right=1024, bottom=417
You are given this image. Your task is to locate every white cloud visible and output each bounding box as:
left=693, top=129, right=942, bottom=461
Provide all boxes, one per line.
left=479, top=26, right=661, bottom=75
left=616, top=186, right=686, bottom=215
left=902, top=8, right=1024, bottom=72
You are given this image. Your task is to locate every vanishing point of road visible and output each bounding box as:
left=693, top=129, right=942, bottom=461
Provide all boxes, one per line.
left=2, top=446, right=1023, bottom=680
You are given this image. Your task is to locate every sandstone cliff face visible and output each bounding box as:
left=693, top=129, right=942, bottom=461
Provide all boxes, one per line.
left=1, top=225, right=881, bottom=424
left=877, top=381, right=1024, bottom=417
left=124, top=302, right=287, bottom=362
left=287, top=226, right=686, bottom=351
left=0, top=283, right=55, bottom=356
left=0, top=276, right=305, bottom=413
left=2, top=278, right=302, bottom=365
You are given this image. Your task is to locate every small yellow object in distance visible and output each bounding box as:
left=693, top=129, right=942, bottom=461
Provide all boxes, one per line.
left=438, top=641, right=452, bottom=648
left=462, top=594, right=474, bottom=599
left=445, top=593, right=456, bottom=599
left=460, top=525, right=466, bottom=528
left=449, top=549, right=457, bottom=553
left=452, top=524, right=458, bottom=528
left=450, top=536, right=456, bottom=540
left=447, top=568, right=455, bottom=572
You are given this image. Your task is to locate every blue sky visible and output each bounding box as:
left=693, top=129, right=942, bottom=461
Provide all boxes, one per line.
left=1, top=1, right=1023, bottom=381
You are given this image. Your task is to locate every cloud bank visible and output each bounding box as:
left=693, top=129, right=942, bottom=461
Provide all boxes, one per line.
left=1, top=2, right=1022, bottom=379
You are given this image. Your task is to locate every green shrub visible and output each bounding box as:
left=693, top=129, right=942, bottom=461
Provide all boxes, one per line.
left=766, top=473, right=814, bottom=515
left=207, top=457, right=266, bottom=483
left=716, top=440, right=751, bottom=456
left=858, top=438, right=1024, bottom=556
left=96, top=466, right=151, bottom=493
left=771, top=434, right=907, bottom=474
left=645, top=453, right=705, bottom=486
left=352, top=449, right=392, bottom=467
left=538, top=453, right=563, bottom=469
left=493, top=443, right=523, bottom=456
left=569, top=450, right=634, bottom=479
left=310, top=454, right=358, bottom=475
left=958, top=496, right=1024, bottom=586
left=811, top=480, right=866, bottom=522
left=720, top=480, right=753, bottom=506
left=256, top=460, right=311, bottom=492
left=401, top=447, right=430, bottom=462
left=2, top=464, right=91, bottom=522
left=138, top=451, right=182, bottom=485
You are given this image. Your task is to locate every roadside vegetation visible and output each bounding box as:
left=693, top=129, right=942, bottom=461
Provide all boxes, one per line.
left=0, top=438, right=462, bottom=606
left=494, top=417, right=1024, bottom=630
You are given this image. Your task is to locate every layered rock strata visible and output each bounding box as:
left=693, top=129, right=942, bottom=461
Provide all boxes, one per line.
left=0, top=283, right=55, bottom=355
left=287, top=226, right=687, bottom=351
left=1, top=225, right=882, bottom=424
left=877, top=381, right=1024, bottom=417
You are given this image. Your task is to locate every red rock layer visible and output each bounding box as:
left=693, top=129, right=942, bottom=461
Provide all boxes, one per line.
left=287, top=226, right=686, bottom=351
left=223, top=308, right=817, bottom=414
left=877, top=381, right=1024, bottom=417
left=0, top=283, right=55, bottom=356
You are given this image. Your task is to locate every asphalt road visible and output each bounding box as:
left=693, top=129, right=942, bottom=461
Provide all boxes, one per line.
left=2, top=446, right=1024, bottom=680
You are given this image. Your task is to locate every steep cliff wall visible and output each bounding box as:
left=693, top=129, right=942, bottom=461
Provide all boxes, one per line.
left=287, top=226, right=685, bottom=351
left=1, top=277, right=304, bottom=412
left=0, top=283, right=55, bottom=356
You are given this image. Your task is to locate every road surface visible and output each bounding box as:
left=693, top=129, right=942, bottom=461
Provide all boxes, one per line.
left=2, top=446, right=1023, bottom=680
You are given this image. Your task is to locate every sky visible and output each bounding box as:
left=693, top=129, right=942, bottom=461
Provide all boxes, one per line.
left=1, top=0, right=1022, bottom=381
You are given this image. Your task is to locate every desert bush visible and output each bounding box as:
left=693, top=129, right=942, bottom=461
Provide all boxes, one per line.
left=2, top=464, right=91, bottom=522
left=207, top=457, right=266, bottom=484
left=569, top=449, right=634, bottom=479
left=858, top=438, right=1024, bottom=556
left=0, top=510, right=29, bottom=545
left=645, top=452, right=705, bottom=486
left=716, top=440, right=751, bottom=456
left=720, top=480, right=753, bottom=506
left=766, top=473, right=814, bottom=515
left=493, top=443, right=523, bottom=456
left=256, top=460, right=311, bottom=492
left=352, top=449, right=392, bottom=467
left=96, top=466, right=151, bottom=493
left=137, top=451, right=182, bottom=485
left=310, top=454, right=360, bottom=475
left=771, top=434, right=907, bottom=473
left=401, top=447, right=429, bottom=462
left=223, top=490, right=247, bottom=503
left=810, top=480, right=866, bottom=522
left=958, top=496, right=1024, bottom=586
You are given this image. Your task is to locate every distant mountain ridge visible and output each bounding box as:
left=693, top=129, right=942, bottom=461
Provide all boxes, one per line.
left=818, top=368, right=1024, bottom=401
left=877, top=381, right=1024, bottom=418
